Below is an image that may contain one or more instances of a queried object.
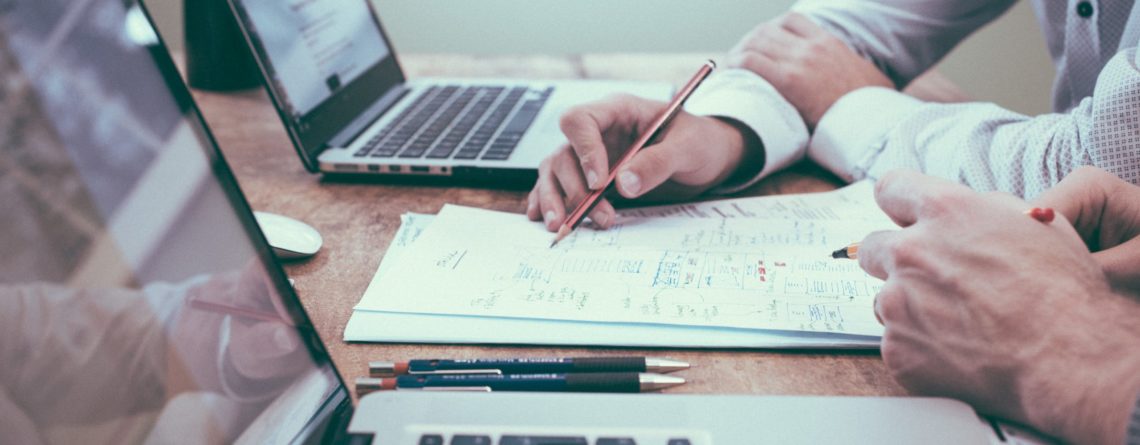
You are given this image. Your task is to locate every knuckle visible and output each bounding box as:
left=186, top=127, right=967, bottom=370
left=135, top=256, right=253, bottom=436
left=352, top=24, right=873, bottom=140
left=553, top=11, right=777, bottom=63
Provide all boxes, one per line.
left=538, top=156, right=555, bottom=174
left=558, top=108, right=587, bottom=133
left=918, top=188, right=969, bottom=219
left=876, top=287, right=905, bottom=323
left=736, top=53, right=764, bottom=73
left=636, top=152, right=671, bottom=177
left=554, top=146, right=576, bottom=163
left=887, top=232, right=924, bottom=268
left=878, top=332, right=904, bottom=372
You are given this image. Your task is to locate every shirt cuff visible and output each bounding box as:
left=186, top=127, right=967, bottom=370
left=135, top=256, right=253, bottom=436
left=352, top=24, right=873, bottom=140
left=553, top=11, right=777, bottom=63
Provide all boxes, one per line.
left=684, top=68, right=809, bottom=194
left=809, top=86, right=924, bottom=182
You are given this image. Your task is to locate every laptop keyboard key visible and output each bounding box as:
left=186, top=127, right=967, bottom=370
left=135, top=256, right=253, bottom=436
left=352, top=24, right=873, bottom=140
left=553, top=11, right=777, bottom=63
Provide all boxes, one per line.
left=451, top=435, right=492, bottom=445
left=666, top=439, right=691, bottom=445
left=454, top=148, right=484, bottom=159
left=595, top=439, right=636, bottom=445
left=419, top=435, right=444, bottom=445
left=499, top=436, right=588, bottom=445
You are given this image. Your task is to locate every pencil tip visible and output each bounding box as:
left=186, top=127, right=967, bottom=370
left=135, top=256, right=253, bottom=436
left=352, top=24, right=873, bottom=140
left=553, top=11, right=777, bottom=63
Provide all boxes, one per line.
left=549, top=225, right=570, bottom=248
left=830, top=248, right=848, bottom=259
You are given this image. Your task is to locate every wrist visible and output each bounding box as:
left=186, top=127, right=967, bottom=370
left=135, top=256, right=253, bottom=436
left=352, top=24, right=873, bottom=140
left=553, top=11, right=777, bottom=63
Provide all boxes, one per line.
left=1021, top=297, right=1140, bottom=444
left=711, top=116, right=765, bottom=189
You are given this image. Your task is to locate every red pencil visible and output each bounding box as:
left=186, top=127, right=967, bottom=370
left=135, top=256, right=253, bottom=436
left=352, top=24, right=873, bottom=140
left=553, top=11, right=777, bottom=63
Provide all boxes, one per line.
left=549, top=60, right=717, bottom=248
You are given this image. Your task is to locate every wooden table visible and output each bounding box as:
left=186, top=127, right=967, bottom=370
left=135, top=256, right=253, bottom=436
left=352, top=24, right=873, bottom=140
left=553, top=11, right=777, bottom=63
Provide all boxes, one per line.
left=190, top=54, right=966, bottom=400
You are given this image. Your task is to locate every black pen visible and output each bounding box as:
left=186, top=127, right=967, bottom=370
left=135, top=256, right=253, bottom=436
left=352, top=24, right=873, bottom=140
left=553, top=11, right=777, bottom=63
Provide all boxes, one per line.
left=355, top=372, right=684, bottom=394
left=369, top=356, right=690, bottom=377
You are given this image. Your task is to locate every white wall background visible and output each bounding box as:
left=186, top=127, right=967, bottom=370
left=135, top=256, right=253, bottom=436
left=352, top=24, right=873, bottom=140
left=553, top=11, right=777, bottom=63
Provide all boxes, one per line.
left=148, top=0, right=1055, bottom=114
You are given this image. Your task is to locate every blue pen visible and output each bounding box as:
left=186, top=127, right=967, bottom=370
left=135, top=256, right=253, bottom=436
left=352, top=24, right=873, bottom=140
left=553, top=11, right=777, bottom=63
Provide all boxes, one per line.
left=355, top=372, right=684, bottom=394
left=369, top=357, right=690, bottom=376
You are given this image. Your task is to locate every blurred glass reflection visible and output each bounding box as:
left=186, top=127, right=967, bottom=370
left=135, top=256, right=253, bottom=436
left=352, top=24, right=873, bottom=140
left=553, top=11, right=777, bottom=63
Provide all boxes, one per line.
left=0, top=1, right=338, bottom=444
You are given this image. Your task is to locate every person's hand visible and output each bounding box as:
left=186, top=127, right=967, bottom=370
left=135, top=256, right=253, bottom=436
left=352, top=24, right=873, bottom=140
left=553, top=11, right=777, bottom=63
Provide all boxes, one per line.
left=175, top=262, right=309, bottom=398
left=857, top=170, right=1140, bottom=444
left=727, top=13, right=893, bottom=130
left=527, top=94, right=762, bottom=231
left=1033, top=166, right=1140, bottom=296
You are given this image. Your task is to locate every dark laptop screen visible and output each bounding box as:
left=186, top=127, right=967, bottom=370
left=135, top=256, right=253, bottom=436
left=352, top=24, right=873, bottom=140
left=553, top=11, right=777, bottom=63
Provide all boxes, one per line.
left=229, top=0, right=406, bottom=169
left=0, top=1, right=346, bottom=444
left=237, top=0, right=390, bottom=118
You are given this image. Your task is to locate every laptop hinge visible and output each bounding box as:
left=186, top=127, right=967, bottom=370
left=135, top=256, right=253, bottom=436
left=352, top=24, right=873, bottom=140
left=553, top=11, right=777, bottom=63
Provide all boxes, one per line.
left=328, top=85, right=409, bottom=148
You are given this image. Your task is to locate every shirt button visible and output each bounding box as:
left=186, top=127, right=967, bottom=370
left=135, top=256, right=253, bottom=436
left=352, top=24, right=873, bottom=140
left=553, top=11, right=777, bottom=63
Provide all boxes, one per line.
left=1076, top=1, right=1094, bottom=18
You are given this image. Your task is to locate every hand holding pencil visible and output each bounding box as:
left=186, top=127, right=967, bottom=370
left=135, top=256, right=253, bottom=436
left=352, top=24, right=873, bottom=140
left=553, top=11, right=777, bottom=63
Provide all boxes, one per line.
left=830, top=207, right=1055, bottom=260
left=527, top=61, right=764, bottom=237
left=548, top=61, right=716, bottom=247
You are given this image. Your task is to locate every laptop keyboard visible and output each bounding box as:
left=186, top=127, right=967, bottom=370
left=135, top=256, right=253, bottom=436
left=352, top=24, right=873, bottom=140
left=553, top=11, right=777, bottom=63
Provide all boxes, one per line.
left=418, top=435, right=693, bottom=445
left=353, top=85, right=552, bottom=162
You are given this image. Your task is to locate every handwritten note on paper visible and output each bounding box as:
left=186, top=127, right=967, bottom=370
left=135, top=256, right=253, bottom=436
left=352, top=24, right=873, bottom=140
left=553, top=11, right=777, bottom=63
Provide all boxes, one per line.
left=616, top=181, right=881, bottom=222
left=355, top=183, right=896, bottom=336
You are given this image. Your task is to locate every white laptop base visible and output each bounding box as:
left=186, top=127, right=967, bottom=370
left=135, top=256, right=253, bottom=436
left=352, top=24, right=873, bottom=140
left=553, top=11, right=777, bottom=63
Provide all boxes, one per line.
left=348, top=392, right=1037, bottom=444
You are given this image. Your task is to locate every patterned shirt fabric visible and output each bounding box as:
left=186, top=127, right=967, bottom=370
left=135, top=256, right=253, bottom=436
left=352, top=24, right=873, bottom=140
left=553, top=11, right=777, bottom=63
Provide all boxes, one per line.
left=684, top=0, right=1140, bottom=199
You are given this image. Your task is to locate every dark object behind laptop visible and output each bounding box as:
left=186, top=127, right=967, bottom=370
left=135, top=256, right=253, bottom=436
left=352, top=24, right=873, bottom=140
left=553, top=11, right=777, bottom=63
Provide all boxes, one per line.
left=185, top=0, right=260, bottom=90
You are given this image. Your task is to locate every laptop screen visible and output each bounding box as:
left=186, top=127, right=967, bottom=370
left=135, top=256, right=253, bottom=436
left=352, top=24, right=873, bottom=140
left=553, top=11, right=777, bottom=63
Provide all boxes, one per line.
left=0, top=1, right=348, bottom=444
left=237, top=0, right=391, bottom=117
left=229, top=0, right=406, bottom=168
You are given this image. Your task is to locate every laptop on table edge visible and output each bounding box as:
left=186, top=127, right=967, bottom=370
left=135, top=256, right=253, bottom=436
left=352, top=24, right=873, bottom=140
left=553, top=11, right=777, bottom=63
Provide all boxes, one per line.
left=224, top=0, right=673, bottom=186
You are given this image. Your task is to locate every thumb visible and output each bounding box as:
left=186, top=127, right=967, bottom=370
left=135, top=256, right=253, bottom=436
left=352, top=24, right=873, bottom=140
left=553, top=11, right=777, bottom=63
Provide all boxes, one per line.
left=615, top=145, right=681, bottom=198
left=1092, top=237, right=1140, bottom=295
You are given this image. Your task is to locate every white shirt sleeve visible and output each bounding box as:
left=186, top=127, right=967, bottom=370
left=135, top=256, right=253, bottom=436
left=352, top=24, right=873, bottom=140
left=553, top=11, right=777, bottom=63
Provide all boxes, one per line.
left=791, top=0, right=1017, bottom=87
left=682, top=0, right=1016, bottom=194
left=811, top=47, right=1140, bottom=199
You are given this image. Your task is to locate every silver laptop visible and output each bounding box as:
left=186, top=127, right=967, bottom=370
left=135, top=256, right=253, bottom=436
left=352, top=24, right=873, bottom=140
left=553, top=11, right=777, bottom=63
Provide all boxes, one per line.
left=224, top=0, right=671, bottom=184
left=0, top=2, right=1045, bottom=444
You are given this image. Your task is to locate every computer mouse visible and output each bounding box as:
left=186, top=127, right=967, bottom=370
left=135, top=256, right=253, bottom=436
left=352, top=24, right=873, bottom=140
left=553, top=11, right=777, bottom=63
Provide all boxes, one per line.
left=253, top=211, right=323, bottom=260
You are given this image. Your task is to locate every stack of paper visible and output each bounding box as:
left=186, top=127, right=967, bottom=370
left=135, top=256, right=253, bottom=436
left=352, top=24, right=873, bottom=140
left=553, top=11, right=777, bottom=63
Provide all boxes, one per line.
left=345, top=182, right=896, bottom=348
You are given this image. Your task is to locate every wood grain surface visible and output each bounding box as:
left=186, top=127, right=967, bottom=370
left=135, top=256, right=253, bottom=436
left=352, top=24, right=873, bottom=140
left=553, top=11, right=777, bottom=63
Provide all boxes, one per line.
left=186, top=54, right=966, bottom=400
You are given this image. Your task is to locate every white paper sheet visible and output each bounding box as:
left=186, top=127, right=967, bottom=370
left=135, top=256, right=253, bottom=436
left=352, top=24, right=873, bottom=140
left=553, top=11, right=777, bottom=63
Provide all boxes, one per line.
left=355, top=183, right=895, bottom=338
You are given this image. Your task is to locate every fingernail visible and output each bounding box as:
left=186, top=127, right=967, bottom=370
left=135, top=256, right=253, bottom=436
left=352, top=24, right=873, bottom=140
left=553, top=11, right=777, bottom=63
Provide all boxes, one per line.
left=619, top=170, right=641, bottom=196
left=526, top=200, right=535, bottom=214
left=544, top=211, right=557, bottom=226
left=593, top=212, right=610, bottom=227
left=586, top=170, right=600, bottom=189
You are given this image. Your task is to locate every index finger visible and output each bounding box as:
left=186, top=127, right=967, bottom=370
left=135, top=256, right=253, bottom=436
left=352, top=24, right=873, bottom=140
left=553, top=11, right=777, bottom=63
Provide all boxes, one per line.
left=873, top=169, right=970, bottom=227
left=559, top=95, right=658, bottom=190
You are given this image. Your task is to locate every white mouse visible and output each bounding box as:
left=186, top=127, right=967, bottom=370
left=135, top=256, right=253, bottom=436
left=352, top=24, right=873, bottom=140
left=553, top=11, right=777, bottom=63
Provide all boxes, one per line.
left=253, top=211, right=323, bottom=260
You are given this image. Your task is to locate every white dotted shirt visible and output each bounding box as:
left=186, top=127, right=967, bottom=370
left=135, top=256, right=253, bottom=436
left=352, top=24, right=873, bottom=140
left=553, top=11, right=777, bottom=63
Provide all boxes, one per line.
left=684, top=0, right=1140, bottom=199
